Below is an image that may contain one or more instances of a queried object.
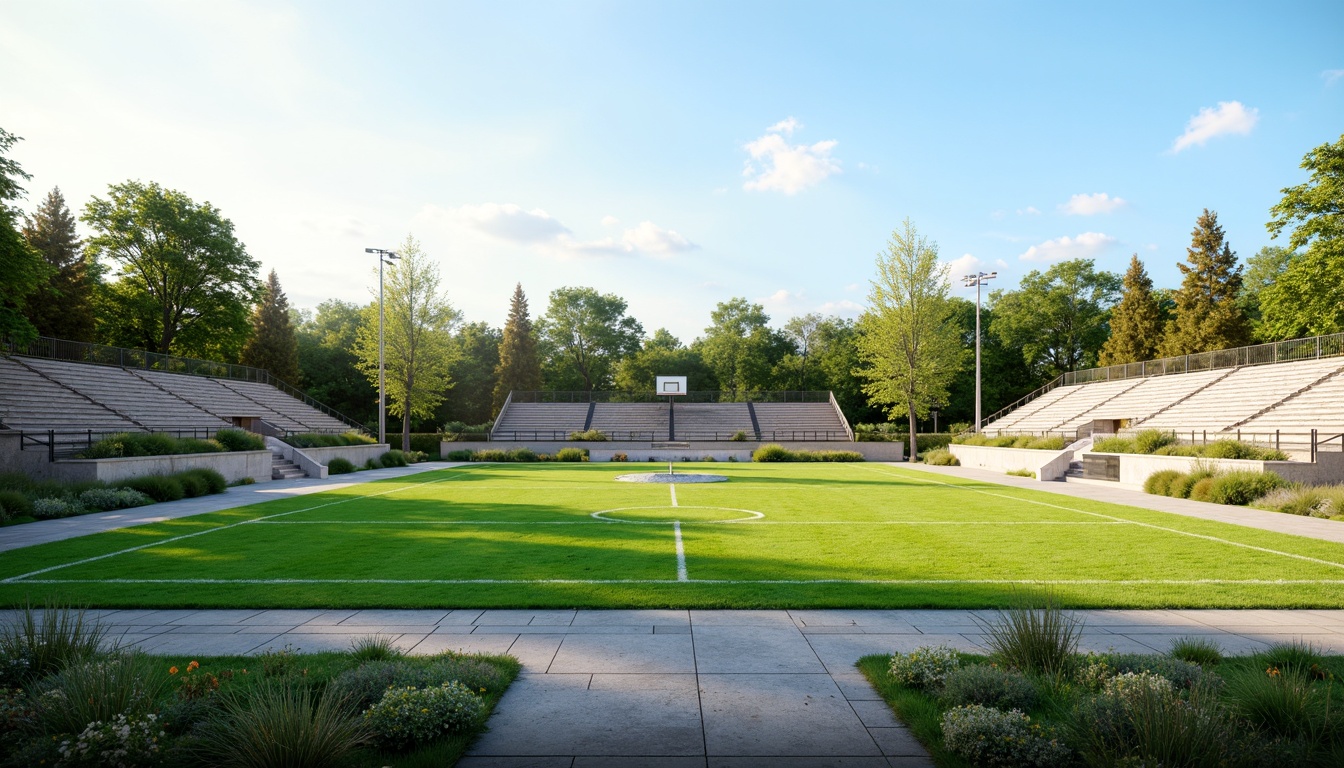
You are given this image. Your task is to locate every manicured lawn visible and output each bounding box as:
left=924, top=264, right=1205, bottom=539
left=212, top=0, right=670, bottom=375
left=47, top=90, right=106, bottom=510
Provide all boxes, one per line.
left=3, top=462, right=1344, bottom=608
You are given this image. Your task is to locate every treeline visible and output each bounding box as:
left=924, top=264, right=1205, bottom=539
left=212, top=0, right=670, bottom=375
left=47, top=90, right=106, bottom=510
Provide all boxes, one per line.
left=2, top=126, right=1341, bottom=436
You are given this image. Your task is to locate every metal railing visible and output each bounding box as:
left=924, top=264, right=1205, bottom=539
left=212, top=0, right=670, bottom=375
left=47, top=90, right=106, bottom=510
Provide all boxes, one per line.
left=980, top=331, right=1344, bottom=430
left=486, top=429, right=853, bottom=443
left=506, top=390, right=834, bottom=404
left=11, top=426, right=252, bottom=461
left=3, top=335, right=372, bottom=435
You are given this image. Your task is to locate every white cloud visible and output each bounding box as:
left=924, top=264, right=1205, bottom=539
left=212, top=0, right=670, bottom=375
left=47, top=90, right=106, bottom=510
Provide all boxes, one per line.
left=1059, top=193, right=1127, bottom=215
left=617, top=221, right=696, bottom=256
left=946, top=253, right=987, bottom=280
left=1017, top=206, right=1041, bottom=216
left=742, top=119, right=840, bottom=194
left=432, top=203, right=695, bottom=259
left=1019, top=232, right=1117, bottom=262
left=600, top=215, right=620, bottom=227
left=818, top=299, right=863, bottom=317
left=844, top=283, right=860, bottom=292
left=453, top=202, right=571, bottom=243
left=1323, top=69, right=1344, bottom=86
left=1170, top=101, right=1259, bottom=153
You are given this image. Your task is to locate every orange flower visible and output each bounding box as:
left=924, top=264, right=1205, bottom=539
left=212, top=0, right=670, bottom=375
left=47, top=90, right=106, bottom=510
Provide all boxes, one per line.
left=187, top=661, right=200, bottom=671
left=169, top=666, right=179, bottom=675
left=1267, top=666, right=1281, bottom=677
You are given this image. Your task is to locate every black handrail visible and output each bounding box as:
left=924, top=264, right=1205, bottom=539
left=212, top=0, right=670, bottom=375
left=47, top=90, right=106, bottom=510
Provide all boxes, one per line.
left=505, top=390, right=834, bottom=404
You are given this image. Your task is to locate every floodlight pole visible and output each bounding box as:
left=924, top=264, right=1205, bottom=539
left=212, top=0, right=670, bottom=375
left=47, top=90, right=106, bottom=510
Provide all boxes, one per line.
left=962, top=271, right=997, bottom=433
left=365, top=248, right=400, bottom=445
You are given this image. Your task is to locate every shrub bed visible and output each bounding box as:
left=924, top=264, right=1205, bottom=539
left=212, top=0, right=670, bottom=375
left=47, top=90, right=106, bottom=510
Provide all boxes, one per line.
left=567, top=429, right=609, bottom=441
left=921, top=448, right=959, bottom=466
left=442, top=447, right=590, bottom=462
left=0, top=468, right=226, bottom=527
left=283, top=431, right=377, bottom=449
left=1143, top=468, right=1292, bottom=511
left=954, top=434, right=1066, bottom=450
left=1093, top=429, right=1288, bottom=461
left=751, top=444, right=863, bottom=462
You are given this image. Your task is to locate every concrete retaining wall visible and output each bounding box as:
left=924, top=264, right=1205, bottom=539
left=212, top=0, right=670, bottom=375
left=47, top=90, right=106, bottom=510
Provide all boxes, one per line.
left=948, top=444, right=1073, bottom=481
left=1084, top=451, right=1344, bottom=487
left=44, top=451, right=271, bottom=485
left=275, top=442, right=391, bottom=476
left=442, top=440, right=904, bottom=462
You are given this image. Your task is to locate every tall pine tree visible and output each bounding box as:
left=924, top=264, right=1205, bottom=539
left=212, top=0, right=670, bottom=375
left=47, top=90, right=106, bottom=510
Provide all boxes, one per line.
left=240, top=269, right=301, bottom=384
left=1159, top=209, right=1250, bottom=356
left=1099, top=255, right=1162, bottom=365
left=492, top=283, right=541, bottom=414
left=23, top=187, right=96, bottom=341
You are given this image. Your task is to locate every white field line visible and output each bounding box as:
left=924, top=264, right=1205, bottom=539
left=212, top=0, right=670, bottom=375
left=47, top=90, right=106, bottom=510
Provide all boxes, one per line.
left=670, top=484, right=679, bottom=507
left=13, top=578, right=1344, bottom=586
left=250, top=520, right=1129, bottom=526
left=674, top=521, right=688, bottom=581
left=1, top=472, right=469, bottom=583
left=855, top=464, right=1344, bottom=572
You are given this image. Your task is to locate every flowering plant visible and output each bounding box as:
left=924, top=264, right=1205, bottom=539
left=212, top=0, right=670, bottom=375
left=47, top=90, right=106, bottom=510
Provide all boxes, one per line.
left=889, top=644, right=962, bottom=691
left=363, top=682, right=484, bottom=751
left=57, top=713, right=164, bottom=768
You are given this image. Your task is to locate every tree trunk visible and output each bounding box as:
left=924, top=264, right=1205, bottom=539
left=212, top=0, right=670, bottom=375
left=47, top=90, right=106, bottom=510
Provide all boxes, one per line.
left=908, top=403, right=918, bottom=464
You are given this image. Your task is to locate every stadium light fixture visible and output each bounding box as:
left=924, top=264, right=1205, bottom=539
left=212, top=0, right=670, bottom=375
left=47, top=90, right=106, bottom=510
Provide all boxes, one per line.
left=365, top=247, right=400, bottom=445
left=962, top=271, right=997, bottom=433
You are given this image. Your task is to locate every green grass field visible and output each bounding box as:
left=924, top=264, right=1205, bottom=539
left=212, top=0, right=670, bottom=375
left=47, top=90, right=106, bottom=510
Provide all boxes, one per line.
left=4, top=462, right=1344, bottom=609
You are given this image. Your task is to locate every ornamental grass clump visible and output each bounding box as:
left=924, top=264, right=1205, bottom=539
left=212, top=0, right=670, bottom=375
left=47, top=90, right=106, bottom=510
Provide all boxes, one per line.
left=326, top=457, right=356, bottom=475
left=888, top=645, right=961, bottom=691
left=1207, top=470, right=1286, bottom=506
left=36, top=652, right=172, bottom=735
left=941, top=705, right=1072, bottom=768
left=1143, top=469, right=1183, bottom=496
left=196, top=683, right=370, bottom=768
left=1133, top=429, right=1178, bottom=454
left=0, top=602, right=108, bottom=683
left=921, top=448, right=959, bottom=466
left=555, top=447, right=588, bottom=462
left=76, top=487, right=152, bottom=512
left=213, top=428, right=266, bottom=452
left=1069, top=679, right=1243, bottom=768
left=363, top=682, right=484, bottom=752
left=752, top=443, right=793, bottom=462
left=939, top=664, right=1038, bottom=711
left=349, top=635, right=402, bottom=663
left=1170, top=636, right=1224, bottom=667
left=976, top=600, right=1083, bottom=677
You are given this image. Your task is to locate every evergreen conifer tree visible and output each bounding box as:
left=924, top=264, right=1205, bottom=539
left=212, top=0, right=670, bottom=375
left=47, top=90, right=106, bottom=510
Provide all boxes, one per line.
left=0, top=127, right=50, bottom=344
left=1099, top=255, right=1162, bottom=365
left=1159, top=209, right=1250, bottom=356
left=240, top=269, right=301, bottom=384
left=23, top=187, right=96, bottom=341
left=492, top=283, right=542, bottom=414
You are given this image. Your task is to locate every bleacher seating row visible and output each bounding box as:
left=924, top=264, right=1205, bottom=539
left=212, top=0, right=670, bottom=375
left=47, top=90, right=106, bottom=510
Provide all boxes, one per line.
left=0, top=355, right=357, bottom=448
left=491, top=399, right=850, bottom=441
left=984, top=355, right=1344, bottom=447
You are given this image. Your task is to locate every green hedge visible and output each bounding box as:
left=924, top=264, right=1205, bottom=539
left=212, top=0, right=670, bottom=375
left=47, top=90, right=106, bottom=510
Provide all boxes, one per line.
left=752, top=443, right=863, bottom=462
left=1091, top=430, right=1287, bottom=461
left=284, top=431, right=377, bottom=449
left=387, top=433, right=445, bottom=454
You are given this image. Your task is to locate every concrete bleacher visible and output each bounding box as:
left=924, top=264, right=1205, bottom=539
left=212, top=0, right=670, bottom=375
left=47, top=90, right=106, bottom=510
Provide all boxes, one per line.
left=588, top=403, right=670, bottom=441
left=753, top=402, right=849, bottom=440
left=491, top=403, right=590, bottom=440
left=0, top=357, right=138, bottom=433
left=1137, top=357, right=1344, bottom=432
left=20, top=358, right=229, bottom=431
left=1069, top=369, right=1229, bottom=429
left=218, top=379, right=351, bottom=433
left=982, top=385, right=1081, bottom=432
left=675, top=402, right=755, bottom=440
left=1242, top=369, right=1344, bottom=435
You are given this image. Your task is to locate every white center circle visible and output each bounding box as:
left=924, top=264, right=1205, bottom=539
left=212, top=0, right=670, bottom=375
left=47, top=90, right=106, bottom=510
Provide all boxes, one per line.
left=591, top=506, right=765, bottom=523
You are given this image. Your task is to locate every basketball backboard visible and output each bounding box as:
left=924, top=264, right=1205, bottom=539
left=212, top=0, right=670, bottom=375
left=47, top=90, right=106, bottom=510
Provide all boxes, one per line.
left=656, top=376, right=688, bottom=396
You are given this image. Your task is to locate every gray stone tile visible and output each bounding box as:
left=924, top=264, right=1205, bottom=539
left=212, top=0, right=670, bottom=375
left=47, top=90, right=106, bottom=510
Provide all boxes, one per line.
left=477, top=609, right=576, bottom=626
left=883, top=757, right=937, bottom=768
left=509, top=634, right=567, bottom=671
left=440, top=756, right=574, bottom=768
left=550, top=634, right=696, bottom=674
left=710, top=759, right=890, bottom=767
left=168, top=610, right=265, bottom=625
left=656, top=625, right=692, bottom=634
left=789, top=611, right=920, bottom=633
left=573, top=609, right=690, bottom=626
left=242, top=609, right=328, bottom=625
left=832, top=673, right=883, bottom=701
left=896, top=610, right=981, bottom=628
left=468, top=674, right=703, bottom=756
left=298, top=610, right=359, bottom=625
left=577, top=758, right=706, bottom=768
left=691, top=610, right=794, bottom=626
left=282, top=624, right=433, bottom=634
left=700, top=673, right=880, bottom=757
left=867, top=727, right=926, bottom=757
left=136, top=632, right=275, bottom=655
left=430, top=624, right=479, bottom=634
left=104, top=609, right=199, bottom=625
left=163, top=624, right=243, bottom=635
left=441, top=609, right=486, bottom=625
left=694, top=627, right=824, bottom=674
left=341, top=609, right=448, bottom=625
left=409, top=634, right=517, bottom=657
left=256, top=634, right=367, bottom=654
left=804, top=635, right=976, bottom=675
left=850, top=700, right=901, bottom=728
left=1073, top=634, right=1165, bottom=654
left=475, top=625, right=650, bottom=635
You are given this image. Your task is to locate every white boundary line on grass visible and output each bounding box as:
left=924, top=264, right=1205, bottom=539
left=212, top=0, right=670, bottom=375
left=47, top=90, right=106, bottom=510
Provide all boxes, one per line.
left=670, top=484, right=678, bottom=507
left=13, top=578, right=1344, bottom=586
left=248, top=520, right=1129, bottom=526
left=855, top=464, right=1344, bottom=572
left=673, top=522, right=688, bottom=581
left=1, top=471, right=470, bottom=584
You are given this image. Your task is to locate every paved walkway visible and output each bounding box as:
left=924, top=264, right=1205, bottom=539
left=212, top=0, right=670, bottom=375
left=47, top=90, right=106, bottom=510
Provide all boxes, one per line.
left=4, top=607, right=1343, bottom=767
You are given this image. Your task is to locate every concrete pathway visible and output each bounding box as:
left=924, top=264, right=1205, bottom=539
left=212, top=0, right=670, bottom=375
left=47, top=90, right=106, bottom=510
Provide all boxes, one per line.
left=0, top=463, right=449, bottom=553
left=4, top=607, right=1344, bottom=767
left=896, top=461, right=1344, bottom=545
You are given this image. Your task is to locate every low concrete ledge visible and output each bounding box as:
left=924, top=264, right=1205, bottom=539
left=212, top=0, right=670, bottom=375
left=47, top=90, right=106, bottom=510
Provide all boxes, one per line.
left=46, top=450, right=272, bottom=485
left=297, top=443, right=391, bottom=472
left=443, top=440, right=904, bottom=462
left=949, top=444, right=1072, bottom=481
left=1085, top=451, right=1344, bottom=487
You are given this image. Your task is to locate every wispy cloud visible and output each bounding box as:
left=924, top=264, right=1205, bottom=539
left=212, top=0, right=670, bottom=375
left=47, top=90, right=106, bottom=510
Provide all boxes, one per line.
left=946, top=253, right=988, bottom=280
left=742, top=119, right=840, bottom=194
left=1059, top=193, right=1127, bottom=215
left=1170, top=101, right=1259, bottom=153
left=426, top=203, right=696, bottom=259
left=1017, top=206, right=1041, bottom=216
left=1323, top=69, right=1344, bottom=86
left=453, top=203, right=571, bottom=243
left=1019, top=232, right=1116, bottom=262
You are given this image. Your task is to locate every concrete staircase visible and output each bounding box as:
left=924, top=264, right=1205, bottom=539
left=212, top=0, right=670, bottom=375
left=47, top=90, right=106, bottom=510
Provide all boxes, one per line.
left=270, top=448, right=306, bottom=480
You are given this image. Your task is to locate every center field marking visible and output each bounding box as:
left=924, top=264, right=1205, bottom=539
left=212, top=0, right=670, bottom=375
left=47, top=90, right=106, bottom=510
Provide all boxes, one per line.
left=1, top=472, right=470, bottom=583
left=670, top=484, right=678, bottom=507
left=855, top=464, right=1344, bottom=571
left=249, top=520, right=1127, bottom=526
left=673, top=521, right=688, bottom=581
left=590, top=506, right=765, bottom=523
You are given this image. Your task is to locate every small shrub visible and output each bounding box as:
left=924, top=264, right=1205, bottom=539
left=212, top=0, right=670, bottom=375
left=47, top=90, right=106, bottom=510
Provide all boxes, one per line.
left=380, top=449, right=409, bottom=467
left=364, top=682, right=485, bottom=751
left=1167, top=470, right=1213, bottom=499
left=1252, top=485, right=1322, bottom=516
left=976, top=599, right=1082, bottom=677
left=555, top=447, right=588, bottom=462
left=32, top=496, right=81, bottom=519
left=77, top=487, right=152, bottom=512
left=0, top=490, right=33, bottom=519
left=752, top=443, right=793, bottom=462
left=124, top=474, right=185, bottom=502
left=1257, top=640, right=1328, bottom=678
left=1006, top=468, right=1035, bottom=478
left=1143, top=469, right=1182, bottom=496
left=808, top=450, right=863, bottom=462
left=329, top=657, right=507, bottom=712
left=941, top=705, right=1072, bottom=768
left=507, top=447, right=539, bottom=462
left=197, top=683, right=371, bottom=768
left=260, top=644, right=301, bottom=677
left=1188, top=476, right=1216, bottom=502
left=177, top=471, right=209, bottom=498
left=1106, top=653, right=1210, bottom=690
left=612, top=452, right=628, bottom=462
left=729, top=431, right=748, bottom=441
left=471, top=449, right=509, bottom=462
left=888, top=644, right=961, bottom=691
left=36, top=652, right=172, bottom=735
left=922, top=448, right=959, bottom=466
left=1092, top=435, right=1135, bottom=453
left=568, top=429, right=609, bottom=441
left=1071, top=678, right=1240, bottom=767
left=177, top=437, right=226, bottom=454
left=940, top=664, right=1038, bottom=711
left=1025, top=436, right=1065, bottom=451
left=1207, top=470, right=1286, bottom=506
left=445, top=449, right=474, bottom=462
left=1133, top=429, right=1178, bottom=454
left=214, top=428, right=266, bottom=451
left=349, top=635, right=402, bottom=663
left=1170, top=636, right=1224, bottom=666
left=327, top=457, right=356, bottom=474
left=364, top=457, right=383, bottom=470
left=0, top=602, right=108, bottom=682
left=57, top=713, right=165, bottom=768
left=1011, top=435, right=1033, bottom=449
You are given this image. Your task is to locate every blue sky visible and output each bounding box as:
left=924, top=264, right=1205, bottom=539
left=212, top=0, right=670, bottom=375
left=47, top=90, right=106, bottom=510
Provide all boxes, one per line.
left=3, top=1, right=1341, bottom=342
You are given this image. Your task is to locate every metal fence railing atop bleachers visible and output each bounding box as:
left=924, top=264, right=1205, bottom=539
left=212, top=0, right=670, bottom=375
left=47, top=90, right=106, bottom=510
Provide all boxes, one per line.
left=505, top=390, right=834, bottom=404
left=980, top=331, right=1344, bottom=431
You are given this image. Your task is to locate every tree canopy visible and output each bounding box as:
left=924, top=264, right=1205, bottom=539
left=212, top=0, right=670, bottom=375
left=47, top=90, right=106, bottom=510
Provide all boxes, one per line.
left=296, top=299, right=376, bottom=426
left=22, top=187, right=96, bottom=342
left=240, top=269, right=301, bottom=384
left=82, top=180, right=261, bottom=358
left=990, top=259, right=1120, bottom=379
left=696, top=297, right=785, bottom=397
left=442, top=321, right=501, bottom=425
left=1160, top=209, right=1250, bottom=356
left=0, top=128, right=49, bottom=344
left=1098, top=255, right=1163, bottom=366
left=537, top=286, right=642, bottom=391
left=614, top=329, right=715, bottom=392
left=492, top=283, right=542, bottom=411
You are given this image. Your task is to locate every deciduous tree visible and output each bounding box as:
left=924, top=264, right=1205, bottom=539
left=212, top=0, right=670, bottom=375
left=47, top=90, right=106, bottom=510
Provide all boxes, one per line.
left=1160, top=209, right=1250, bottom=356
left=353, top=235, right=460, bottom=448
left=240, top=269, right=301, bottom=384
left=82, top=180, right=261, bottom=358
left=0, top=128, right=49, bottom=344
left=990, top=259, right=1121, bottom=379
left=614, top=329, right=714, bottom=392
left=537, top=286, right=642, bottom=391
left=297, top=299, right=376, bottom=426
left=442, top=321, right=501, bottom=425
left=1099, top=255, right=1163, bottom=365
left=696, top=297, right=786, bottom=398
left=492, top=284, right=542, bottom=412
left=856, top=219, right=963, bottom=461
